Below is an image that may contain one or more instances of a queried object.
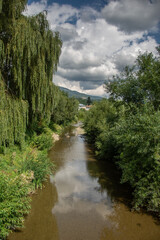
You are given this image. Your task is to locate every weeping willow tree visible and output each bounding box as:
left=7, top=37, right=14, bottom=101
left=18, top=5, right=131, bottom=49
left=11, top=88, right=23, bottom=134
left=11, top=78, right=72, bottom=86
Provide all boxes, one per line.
left=1, top=5, right=62, bottom=121
left=0, top=76, right=28, bottom=147
left=0, top=0, right=62, bottom=146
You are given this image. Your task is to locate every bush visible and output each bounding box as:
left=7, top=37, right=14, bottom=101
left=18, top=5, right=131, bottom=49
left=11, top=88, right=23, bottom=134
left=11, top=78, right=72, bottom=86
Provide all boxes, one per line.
left=49, top=123, right=63, bottom=134
left=114, top=107, right=160, bottom=213
left=20, top=149, right=52, bottom=188
left=0, top=171, right=31, bottom=239
left=84, top=100, right=160, bottom=214
left=0, top=128, right=55, bottom=239
left=32, top=132, right=53, bottom=150
left=84, top=48, right=160, bottom=215
left=84, top=99, right=118, bottom=144
left=78, top=108, right=87, bottom=121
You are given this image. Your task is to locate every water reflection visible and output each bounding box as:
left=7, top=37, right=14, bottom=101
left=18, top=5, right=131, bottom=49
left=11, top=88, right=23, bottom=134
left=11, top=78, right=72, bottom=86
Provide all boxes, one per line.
left=50, top=126, right=116, bottom=239
left=8, top=125, right=160, bottom=240
left=52, top=158, right=113, bottom=217
left=50, top=126, right=160, bottom=240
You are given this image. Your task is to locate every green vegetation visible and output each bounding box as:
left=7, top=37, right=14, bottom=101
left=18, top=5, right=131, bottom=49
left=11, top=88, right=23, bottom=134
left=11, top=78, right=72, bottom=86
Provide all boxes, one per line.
left=0, top=0, right=78, bottom=147
left=78, top=108, right=87, bottom=121
left=51, top=92, right=78, bottom=125
left=84, top=47, right=160, bottom=215
left=86, top=96, right=92, bottom=105
left=0, top=0, right=78, bottom=238
left=0, top=131, right=53, bottom=239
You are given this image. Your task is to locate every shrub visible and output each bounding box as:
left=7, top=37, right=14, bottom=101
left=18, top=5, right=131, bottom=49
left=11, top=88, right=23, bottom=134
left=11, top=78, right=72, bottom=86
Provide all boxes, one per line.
left=0, top=129, right=54, bottom=239
left=0, top=172, right=31, bottom=239
left=32, top=132, right=53, bottom=150
left=20, top=149, right=52, bottom=188
left=49, top=123, right=62, bottom=134
left=115, top=108, right=160, bottom=213
left=78, top=109, right=86, bottom=121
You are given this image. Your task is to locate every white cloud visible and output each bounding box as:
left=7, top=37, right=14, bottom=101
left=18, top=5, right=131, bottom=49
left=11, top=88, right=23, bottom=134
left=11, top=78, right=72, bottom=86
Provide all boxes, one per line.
left=102, top=0, right=160, bottom=33
left=80, top=6, right=100, bottom=22
left=55, top=24, right=78, bottom=42
left=25, top=0, right=159, bottom=97
left=25, top=1, right=79, bottom=27
left=25, top=0, right=47, bottom=15
left=112, top=36, right=158, bottom=71
left=85, top=85, right=108, bottom=97
left=47, top=3, right=79, bottom=29
left=53, top=75, right=108, bottom=97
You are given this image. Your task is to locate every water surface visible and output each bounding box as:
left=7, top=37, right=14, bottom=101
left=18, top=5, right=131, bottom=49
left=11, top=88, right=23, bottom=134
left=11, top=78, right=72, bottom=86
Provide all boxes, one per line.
left=8, top=125, right=160, bottom=240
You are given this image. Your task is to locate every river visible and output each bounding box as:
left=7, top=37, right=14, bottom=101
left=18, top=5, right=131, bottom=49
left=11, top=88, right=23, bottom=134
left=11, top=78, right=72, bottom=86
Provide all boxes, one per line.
left=8, top=124, right=160, bottom=240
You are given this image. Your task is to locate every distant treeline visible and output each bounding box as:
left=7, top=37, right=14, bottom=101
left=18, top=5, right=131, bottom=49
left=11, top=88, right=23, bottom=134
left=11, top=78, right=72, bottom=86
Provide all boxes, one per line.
left=84, top=47, right=160, bottom=216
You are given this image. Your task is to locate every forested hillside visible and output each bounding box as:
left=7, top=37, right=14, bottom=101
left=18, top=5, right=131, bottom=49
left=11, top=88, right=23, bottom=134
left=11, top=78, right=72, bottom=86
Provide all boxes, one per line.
left=84, top=47, right=160, bottom=216
left=60, top=86, right=102, bottom=104
left=0, top=1, right=78, bottom=238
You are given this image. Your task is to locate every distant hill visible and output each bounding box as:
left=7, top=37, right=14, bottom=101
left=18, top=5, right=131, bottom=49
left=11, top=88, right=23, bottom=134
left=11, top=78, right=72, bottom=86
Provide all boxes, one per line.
left=59, top=86, right=103, bottom=103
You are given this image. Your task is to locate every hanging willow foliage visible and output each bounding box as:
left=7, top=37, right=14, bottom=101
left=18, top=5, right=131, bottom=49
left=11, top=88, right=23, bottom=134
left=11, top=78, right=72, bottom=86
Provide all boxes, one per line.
left=0, top=75, right=28, bottom=147
left=0, top=0, right=63, bottom=146
left=1, top=12, right=62, bottom=122
left=0, top=0, right=2, bottom=14
left=0, top=0, right=27, bottom=18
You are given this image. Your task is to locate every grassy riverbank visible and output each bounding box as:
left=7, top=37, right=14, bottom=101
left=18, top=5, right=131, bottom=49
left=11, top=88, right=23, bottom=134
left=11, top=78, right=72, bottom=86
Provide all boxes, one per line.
left=0, top=124, right=64, bottom=240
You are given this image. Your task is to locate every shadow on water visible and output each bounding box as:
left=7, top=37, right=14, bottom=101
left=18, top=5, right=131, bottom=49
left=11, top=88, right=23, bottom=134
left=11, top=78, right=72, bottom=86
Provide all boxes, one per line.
left=85, top=138, right=160, bottom=226
left=86, top=159, right=132, bottom=207
left=77, top=131, right=133, bottom=208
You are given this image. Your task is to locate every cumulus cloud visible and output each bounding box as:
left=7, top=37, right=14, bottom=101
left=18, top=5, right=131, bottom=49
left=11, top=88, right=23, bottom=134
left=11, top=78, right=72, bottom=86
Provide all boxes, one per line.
left=80, top=6, right=100, bottom=22
left=47, top=3, right=79, bottom=29
left=25, top=0, right=47, bottom=15
left=25, top=2, right=79, bottom=27
left=112, top=37, right=158, bottom=71
left=102, top=0, right=160, bottom=33
left=55, top=24, right=78, bottom=42
left=25, top=0, right=159, bottom=96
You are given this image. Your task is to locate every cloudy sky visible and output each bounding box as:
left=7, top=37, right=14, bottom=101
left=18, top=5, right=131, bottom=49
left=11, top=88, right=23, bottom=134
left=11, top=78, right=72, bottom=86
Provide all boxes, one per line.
left=26, top=0, right=160, bottom=97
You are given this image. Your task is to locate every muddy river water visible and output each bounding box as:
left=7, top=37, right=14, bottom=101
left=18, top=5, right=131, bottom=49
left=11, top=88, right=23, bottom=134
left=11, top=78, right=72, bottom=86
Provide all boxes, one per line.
left=8, top=124, right=160, bottom=240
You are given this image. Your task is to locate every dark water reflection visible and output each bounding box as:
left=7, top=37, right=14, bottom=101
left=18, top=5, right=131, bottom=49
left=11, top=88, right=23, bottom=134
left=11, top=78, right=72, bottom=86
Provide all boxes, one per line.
left=8, top=125, right=160, bottom=240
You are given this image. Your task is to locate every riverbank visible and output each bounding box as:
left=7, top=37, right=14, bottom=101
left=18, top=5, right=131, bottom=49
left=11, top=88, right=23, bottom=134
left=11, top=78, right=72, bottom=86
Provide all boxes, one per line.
left=8, top=124, right=160, bottom=240
left=0, top=124, right=64, bottom=240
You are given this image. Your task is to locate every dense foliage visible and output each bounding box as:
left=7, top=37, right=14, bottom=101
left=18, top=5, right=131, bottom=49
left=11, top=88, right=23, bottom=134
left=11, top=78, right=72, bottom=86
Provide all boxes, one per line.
left=51, top=92, right=78, bottom=125
left=84, top=47, right=160, bottom=215
left=0, top=80, right=28, bottom=147
left=0, top=0, right=78, bottom=147
left=0, top=0, right=78, bottom=238
left=0, top=131, right=53, bottom=239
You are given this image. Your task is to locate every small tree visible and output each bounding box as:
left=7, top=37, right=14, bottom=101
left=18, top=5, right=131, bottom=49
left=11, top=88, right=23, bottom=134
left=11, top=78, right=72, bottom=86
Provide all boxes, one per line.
left=87, top=96, right=92, bottom=105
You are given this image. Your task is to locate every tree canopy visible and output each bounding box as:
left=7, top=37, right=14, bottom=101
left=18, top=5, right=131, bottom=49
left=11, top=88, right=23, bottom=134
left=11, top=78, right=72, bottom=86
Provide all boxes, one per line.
left=0, top=0, right=78, bottom=147
left=105, top=48, right=160, bottom=109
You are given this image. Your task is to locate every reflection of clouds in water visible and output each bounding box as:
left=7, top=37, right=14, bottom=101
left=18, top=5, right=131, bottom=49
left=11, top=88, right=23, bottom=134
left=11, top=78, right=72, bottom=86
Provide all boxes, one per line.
left=51, top=159, right=114, bottom=219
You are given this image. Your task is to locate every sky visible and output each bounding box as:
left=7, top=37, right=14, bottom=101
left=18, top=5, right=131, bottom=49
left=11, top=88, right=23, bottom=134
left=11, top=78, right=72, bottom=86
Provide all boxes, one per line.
left=26, top=0, right=160, bottom=97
